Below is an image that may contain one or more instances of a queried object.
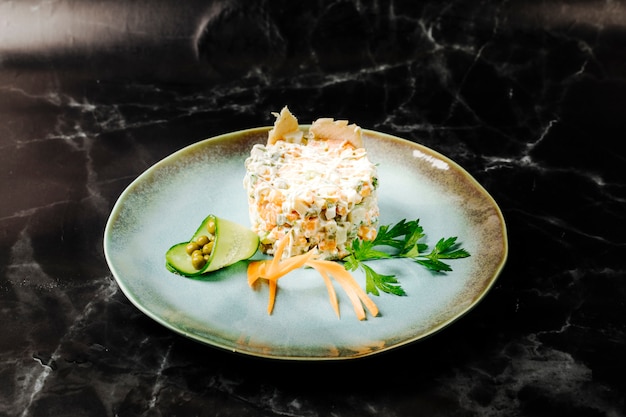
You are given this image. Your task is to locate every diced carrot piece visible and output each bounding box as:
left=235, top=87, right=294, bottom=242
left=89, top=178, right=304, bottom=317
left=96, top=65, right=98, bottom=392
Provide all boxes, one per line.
left=318, top=239, right=337, bottom=252
left=358, top=226, right=377, bottom=241
left=304, top=217, right=319, bottom=232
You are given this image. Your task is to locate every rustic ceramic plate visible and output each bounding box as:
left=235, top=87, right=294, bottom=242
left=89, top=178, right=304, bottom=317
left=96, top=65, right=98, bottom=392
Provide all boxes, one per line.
left=104, top=127, right=507, bottom=360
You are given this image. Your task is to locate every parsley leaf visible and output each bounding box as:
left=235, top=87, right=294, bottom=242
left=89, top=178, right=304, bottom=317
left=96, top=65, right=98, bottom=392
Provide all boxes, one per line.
left=362, top=263, right=406, bottom=296
left=344, top=219, right=470, bottom=296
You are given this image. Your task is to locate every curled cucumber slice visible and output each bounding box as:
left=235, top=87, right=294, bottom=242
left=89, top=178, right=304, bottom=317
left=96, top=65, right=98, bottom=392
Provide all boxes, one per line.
left=165, top=215, right=259, bottom=277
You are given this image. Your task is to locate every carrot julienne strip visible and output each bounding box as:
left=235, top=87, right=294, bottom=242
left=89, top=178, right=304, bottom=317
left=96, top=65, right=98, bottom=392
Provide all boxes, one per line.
left=270, top=234, right=288, bottom=271
left=307, top=260, right=365, bottom=319
left=246, top=237, right=380, bottom=320
left=307, top=264, right=340, bottom=318
left=306, top=260, right=379, bottom=319
left=334, top=274, right=366, bottom=320
left=266, top=248, right=316, bottom=314
left=267, top=278, right=278, bottom=314
left=247, top=261, right=265, bottom=286
left=276, top=250, right=317, bottom=276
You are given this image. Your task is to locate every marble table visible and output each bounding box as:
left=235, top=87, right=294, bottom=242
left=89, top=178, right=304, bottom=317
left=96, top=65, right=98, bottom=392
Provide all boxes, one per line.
left=1, top=1, right=624, bottom=416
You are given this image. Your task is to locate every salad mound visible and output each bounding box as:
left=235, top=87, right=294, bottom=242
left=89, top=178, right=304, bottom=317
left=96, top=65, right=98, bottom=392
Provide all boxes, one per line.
left=243, top=106, right=380, bottom=260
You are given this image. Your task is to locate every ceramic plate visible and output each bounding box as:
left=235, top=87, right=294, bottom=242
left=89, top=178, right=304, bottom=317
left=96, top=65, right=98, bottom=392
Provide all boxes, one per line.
left=104, top=127, right=508, bottom=360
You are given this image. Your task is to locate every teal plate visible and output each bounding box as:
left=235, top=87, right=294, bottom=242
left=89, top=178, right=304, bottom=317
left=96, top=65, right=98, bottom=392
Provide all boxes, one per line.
left=104, top=127, right=508, bottom=360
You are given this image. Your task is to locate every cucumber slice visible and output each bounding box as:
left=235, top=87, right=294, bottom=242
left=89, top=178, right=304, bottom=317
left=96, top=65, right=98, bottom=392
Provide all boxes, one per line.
left=165, top=242, right=200, bottom=276
left=165, top=214, right=259, bottom=277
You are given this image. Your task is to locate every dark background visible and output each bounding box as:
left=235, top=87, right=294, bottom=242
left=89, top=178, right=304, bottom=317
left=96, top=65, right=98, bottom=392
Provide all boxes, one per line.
left=1, top=1, right=624, bottom=416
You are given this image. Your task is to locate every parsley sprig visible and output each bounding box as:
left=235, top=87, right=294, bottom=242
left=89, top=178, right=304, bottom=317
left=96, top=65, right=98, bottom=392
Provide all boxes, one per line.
left=343, top=219, right=470, bottom=296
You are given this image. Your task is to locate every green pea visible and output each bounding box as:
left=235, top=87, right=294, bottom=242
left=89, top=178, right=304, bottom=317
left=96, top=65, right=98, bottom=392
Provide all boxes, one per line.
left=206, top=220, right=216, bottom=235
left=196, top=235, right=209, bottom=247
left=202, top=241, right=214, bottom=255
left=185, top=242, right=200, bottom=255
left=191, top=253, right=206, bottom=269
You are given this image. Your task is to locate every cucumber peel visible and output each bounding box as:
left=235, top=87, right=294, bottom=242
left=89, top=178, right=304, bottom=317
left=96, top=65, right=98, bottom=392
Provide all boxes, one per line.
left=165, top=214, right=259, bottom=277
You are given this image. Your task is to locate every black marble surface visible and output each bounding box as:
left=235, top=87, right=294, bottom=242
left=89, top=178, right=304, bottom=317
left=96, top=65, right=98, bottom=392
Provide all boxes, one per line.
left=1, top=1, right=625, bottom=416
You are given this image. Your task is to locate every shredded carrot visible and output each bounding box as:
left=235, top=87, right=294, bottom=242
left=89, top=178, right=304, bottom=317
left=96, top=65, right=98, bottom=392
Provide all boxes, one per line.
left=276, top=250, right=316, bottom=276
left=270, top=235, right=288, bottom=271
left=248, top=249, right=317, bottom=285
left=247, top=236, right=317, bottom=314
left=246, top=236, right=380, bottom=320
left=267, top=278, right=278, bottom=314
left=306, top=259, right=379, bottom=320
left=316, top=269, right=340, bottom=318
left=335, top=274, right=366, bottom=320
left=247, top=261, right=266, bottom=286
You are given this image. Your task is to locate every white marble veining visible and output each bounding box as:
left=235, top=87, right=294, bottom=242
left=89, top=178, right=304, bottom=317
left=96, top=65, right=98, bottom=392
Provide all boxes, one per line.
left=1, top=0, right=625, bottom=416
